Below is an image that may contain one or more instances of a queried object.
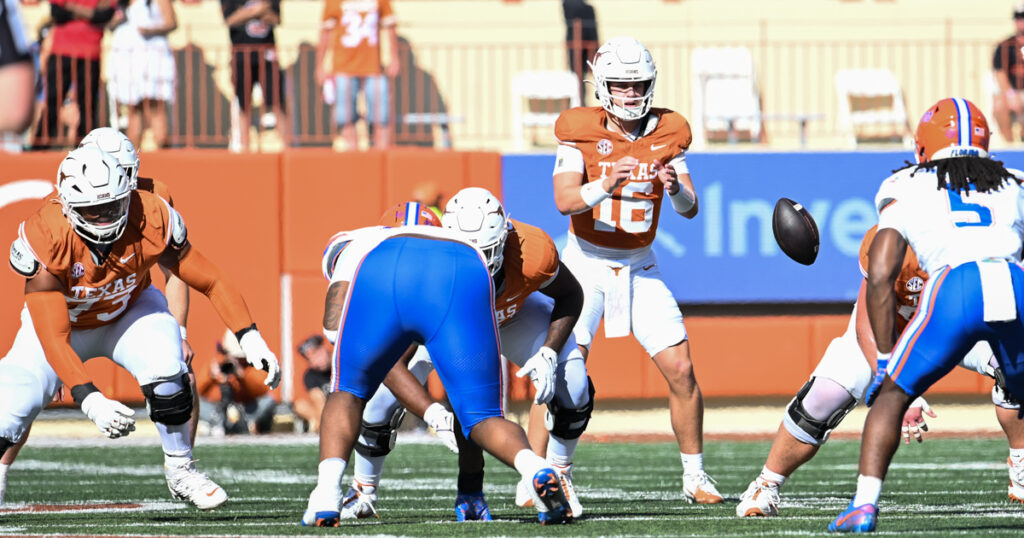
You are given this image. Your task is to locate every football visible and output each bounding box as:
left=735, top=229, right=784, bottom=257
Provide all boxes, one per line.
left=772, top=197, right=820, bottom=265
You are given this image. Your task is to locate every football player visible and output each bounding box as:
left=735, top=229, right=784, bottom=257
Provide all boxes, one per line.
left=0, top=127, right=202, bottom=507
left=830, top=98, right=1024, bottom=532
left=302, top=220, right=573, bottom=526
left=550, top=36, right=721, bottom=503
left=337, top=188, right=590, bottom=521
left=0, top=147, right=280, bottom=510
left=737, top=225, right=1024, bottom=518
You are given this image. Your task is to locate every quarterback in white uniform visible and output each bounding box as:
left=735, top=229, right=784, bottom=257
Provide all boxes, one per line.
left=830, top=98, right=1024, bottom=533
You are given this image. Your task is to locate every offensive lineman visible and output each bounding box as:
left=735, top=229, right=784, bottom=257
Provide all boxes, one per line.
left=0, top=147, right=280, bottom=509
left=551, top=35, right=721, bottom=502
left=830, top=98, right=1024, bottom=532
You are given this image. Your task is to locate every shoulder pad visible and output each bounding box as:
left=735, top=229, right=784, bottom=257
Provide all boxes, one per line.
left=168, top=206, right=188, bottom=249
left=10, top=237, right=41, bottom=278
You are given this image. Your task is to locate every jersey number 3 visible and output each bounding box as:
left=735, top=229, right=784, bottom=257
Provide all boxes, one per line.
left=946, top=190, right=992, bottom=228
left=340, top=12, right=379, bottom=48
left=595, top=181, right=654, bottom=234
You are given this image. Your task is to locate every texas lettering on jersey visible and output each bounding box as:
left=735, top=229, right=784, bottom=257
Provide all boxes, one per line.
left=555, top=106, right=693, bottom=250
left=494, top=219, right=559, bottom=325
left=858, top=225, right=928, bottom=331
left=12, top=190, right=183, bottom=329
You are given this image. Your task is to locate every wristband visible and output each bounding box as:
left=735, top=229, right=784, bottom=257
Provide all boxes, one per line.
left=70, top=382, right=100, bottom=406
left=179, top=326, right=187, bottom=340
left=580, top=181, right=611, bottom=208
left=669, top=187, right=696, bottom=213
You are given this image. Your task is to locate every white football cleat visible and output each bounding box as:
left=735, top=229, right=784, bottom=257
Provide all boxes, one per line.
left=301, top=486, right=342, bottom=527
left=683, top=471, right=724, bottom=504
left=553, top=464, right=583, bottom=518
left=1009, top=457, right=1024, bottom=504
left=736, top=479, right=780, bottom=517
left=340, top=480, right=379, bottom=520
left=165, top=460, right=228, bottom=510
left=515, top=477, right=535, bottom=508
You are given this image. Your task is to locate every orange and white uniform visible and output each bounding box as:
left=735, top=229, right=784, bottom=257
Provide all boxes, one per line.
left=322, top=0, right=395, bottom=77
left=808, top=226, right=991, bottom=401
left=553, top=106, right=693, bottom=357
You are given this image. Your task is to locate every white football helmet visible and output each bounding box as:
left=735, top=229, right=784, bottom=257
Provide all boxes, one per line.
left=56, top=147, right=132, bottom=245
left=79, top=127, right=140, bottom=189
left=587, top=36, right=657, bottom=121
left=442, top=187, right=509, bottom=276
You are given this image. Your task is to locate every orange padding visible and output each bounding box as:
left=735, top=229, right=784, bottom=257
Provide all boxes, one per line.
left=172, top=246, right=254, bottom=334
left=25, top=290, right=92, bottom=390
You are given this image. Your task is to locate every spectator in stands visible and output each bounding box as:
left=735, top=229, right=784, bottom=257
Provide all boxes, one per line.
left=316, top=0, right=399, bottom=150
left=197, top=330, right=277, bottom=436
left=563, top=0, right=597, bottom=90
left=221, top=0, right=289, bottom=152
left=35, top=0, right=112, bottom=148
left=108, top=0, right=177, bottom=148
left=993, top=3, right=1024, bottom=142
left=292, top=334, right=331, bottom=433
left=0, top=0, right=35, bottom=134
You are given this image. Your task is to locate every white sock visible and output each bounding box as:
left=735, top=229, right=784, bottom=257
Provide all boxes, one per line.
left=513, top=448, right=547, bottom=482
left=0, top=463, right=8, bottom=505
left=353, top=454, right=385, bottom=489
left=546, top=435, right=578, bottom=468
left=157, top=421, right=193, bottom=467
left=681, top=452, right=704, bottom=475
left=758, top=466, right=788, bottom=488
left=852, top=474, right=883, bottom=507
left=317, top=458, right=347, bottom=493
left=1010, top=448, right=1024, bottom=464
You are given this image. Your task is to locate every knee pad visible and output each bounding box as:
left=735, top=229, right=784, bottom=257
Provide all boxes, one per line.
left=784, top=378, right=856, bottom=446
left=545, top=376, right=595, bottom=440
left=141, top=374, right=194, bottom=426
left=355, top=407, right=406, bottom=458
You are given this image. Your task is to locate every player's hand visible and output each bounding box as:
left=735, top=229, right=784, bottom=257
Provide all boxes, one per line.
left=864, top=355, right=889, bottom=407
left=601, top=156, right=639, bottom=194
left=80, top=392, right=136, bottom=439
left=181, top=339, right=195, bottom=367
left=901, top=396, right=936, bottom=444
left=239, top=330, right=282, bottom=389
left=424, top=402, right=459, bottom=454
left=652, top=161, right=680, bottom=195
left=516, top=346, right=557, bottom=405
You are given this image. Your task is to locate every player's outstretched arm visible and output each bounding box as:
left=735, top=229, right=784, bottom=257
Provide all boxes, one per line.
left=538, top=261, right=584, bottom=354
left=24, top=271, right=136, bottom=438
left=381, top=345, right=459, bottom=454
left=163, top=245, right=281, bottom=388
left=865, top=228, right=907, bottom=355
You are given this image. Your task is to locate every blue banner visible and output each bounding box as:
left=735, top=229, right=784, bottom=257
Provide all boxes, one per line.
left=502, top=150, right=1024, bottom=303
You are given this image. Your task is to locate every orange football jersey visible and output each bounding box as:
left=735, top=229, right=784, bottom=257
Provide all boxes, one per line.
left=322, top=0, right=395, bottom=76
left=555, top=106, right=693, bottom=251
left=17, top=190, right=180, bottom=329
left=494, top=219, right=560, bottom=326
left=858, top=225, right=927, bottom=331
left=137, top=176, right=174, bottom=207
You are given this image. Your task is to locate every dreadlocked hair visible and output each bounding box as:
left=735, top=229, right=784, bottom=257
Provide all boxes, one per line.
left=893, top=156, right=1020, bottom=195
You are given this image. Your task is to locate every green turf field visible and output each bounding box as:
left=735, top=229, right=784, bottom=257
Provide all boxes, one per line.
left=2, top=436, right=1023, bottom=536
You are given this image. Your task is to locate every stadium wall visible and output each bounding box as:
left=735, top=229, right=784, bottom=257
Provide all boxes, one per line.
left=1, top=148, right=1015, bottom=406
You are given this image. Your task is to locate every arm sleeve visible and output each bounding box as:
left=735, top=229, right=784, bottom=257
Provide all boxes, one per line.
left=171, top=247, right=255, bottom=333
left=90, top=6, right=114, bottom=23
left=50, top=3, right=74, bottom=24
left=25, top=290, right=93, bottom=389
left=553, top=144, right=585, bottom=175
left=668, top=151, right=688, bottom=174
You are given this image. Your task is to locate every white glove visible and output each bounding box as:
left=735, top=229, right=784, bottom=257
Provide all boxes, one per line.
left=80, top=391, right=136, bottom=439
left=239, top=330, right=282, bottom=389
left=516, top=346, right=557, bottom=405
left=423, top=402, right=459, bottom=454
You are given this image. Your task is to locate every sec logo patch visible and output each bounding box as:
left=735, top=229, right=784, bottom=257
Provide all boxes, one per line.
left=71, top=262, right=85, bottom=279
left=906, top=276, right=924, bottom=293
left=596, top=139, right=613, bottom=155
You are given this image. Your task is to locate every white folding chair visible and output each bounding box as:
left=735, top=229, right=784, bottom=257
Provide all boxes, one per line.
left=690, top=47, right=763, bottom=147
left=834, top=68, right=912, bottom=147
left=511, top=70, right=581, bottom=151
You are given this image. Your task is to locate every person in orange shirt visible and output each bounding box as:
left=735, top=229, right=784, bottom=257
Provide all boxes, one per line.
left=551, top=36, right=722, bottom=504
left=0, top=146, right=280, bottom=510
left=197, top=330, right=277, bottom=435
left=316, top=0, right=399, bottom=150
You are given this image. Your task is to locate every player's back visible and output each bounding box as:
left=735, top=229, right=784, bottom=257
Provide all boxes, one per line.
left=877, top=167, right=1024, bottom=276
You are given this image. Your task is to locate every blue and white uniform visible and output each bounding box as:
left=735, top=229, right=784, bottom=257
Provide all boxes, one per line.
left=875, top=165, right=1024, bottom=399
left=322, top=225, right=503, bottom=436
